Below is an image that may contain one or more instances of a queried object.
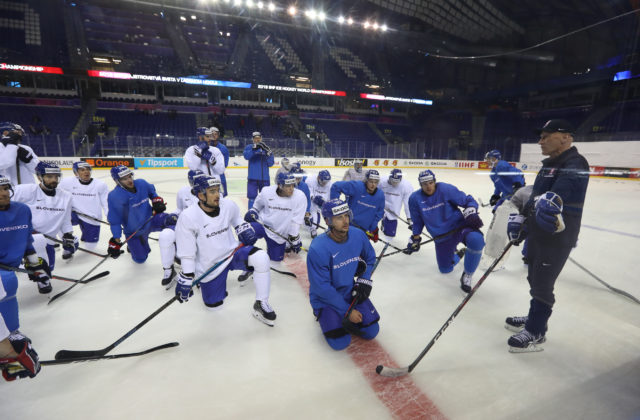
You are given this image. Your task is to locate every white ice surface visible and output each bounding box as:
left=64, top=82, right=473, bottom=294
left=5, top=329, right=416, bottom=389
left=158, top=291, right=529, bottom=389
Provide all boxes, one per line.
left=2, top=167, right=639, bottom=420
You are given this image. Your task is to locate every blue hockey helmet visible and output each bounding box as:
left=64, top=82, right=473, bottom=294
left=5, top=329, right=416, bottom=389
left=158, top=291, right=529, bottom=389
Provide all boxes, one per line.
left=0, top=121, right=25, bottom=136
left=317, top=170, right=331, bottom=186
left=321, top=199, right=352, bottom=227
left=365, top=169, right=380, bottom=181
left=418, top=170, right=436, bottom=184
left=485, top=149, right=501, bottom=161
left=187, top=169, right=205, bottom=187
left=110, top=165, right=133, bottom=182
left=72, top=161, right=92, bottom=176
left=35, top=161, right=62, bottom=178
left=389, top=169, right=402, bottom=185
left=276, top=172, right=296, bottom=187
left=192, top=175, right=221, bottom=196
left=196, top=127, right=209, bottom=137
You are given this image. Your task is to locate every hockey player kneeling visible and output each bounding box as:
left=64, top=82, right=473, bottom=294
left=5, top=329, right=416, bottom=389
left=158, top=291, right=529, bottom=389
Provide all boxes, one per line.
left=307, top=199, right=379, bottom=350
left=174, top=175, right=276, bottom=326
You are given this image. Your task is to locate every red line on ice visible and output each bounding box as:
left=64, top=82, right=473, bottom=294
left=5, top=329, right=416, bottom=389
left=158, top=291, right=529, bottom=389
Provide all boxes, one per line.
left=285, top=255, right=447, bottom=420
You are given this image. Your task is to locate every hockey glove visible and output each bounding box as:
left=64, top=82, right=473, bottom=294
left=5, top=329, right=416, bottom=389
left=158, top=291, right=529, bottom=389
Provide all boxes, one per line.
left=151, top=196, right=166, bottom=214
left=200, top=149, right=217, bottom=166
left=512, top=182, right=523, bottom=192
left=17, top=146, right=33, bottom=163
left=1, top=131, right=21, bottom=146
left=535, top=192, right=565, bottom=233
left=403, top=235, right=421, bottom=255
left=61, top=232, right=79, bottom=260
left=407, top=218, right=413, bottom=230
left=489, top=194, right=501, bottom=206
left=175, top=272, right=194, bottom=303
left=235, top=222, right=257, bottom=246
left=257, top=142, right=272, bottom=155
left=162, top=213, right=178, bottom=228
left=462, top=207, right=484, bottom=230
left=507, top=214, right=527, bottom=245
left=351, top=277, right=373, bottom=304
left=354, top=256, right=367, bottom=278
left=244, top=209, right=260, bottom=223
left=287, top=234, right=302, bottom=254
left=312, top=195, right=325, bottom=208
left=366, top=228, right=379, bottom=243
left=304, top=213, right=312, bottom=227
left=195, top=141, right=209, bottom=155
left=0, top=333, right=40, bottom=382
left=108, top=237, right=122, bottom=259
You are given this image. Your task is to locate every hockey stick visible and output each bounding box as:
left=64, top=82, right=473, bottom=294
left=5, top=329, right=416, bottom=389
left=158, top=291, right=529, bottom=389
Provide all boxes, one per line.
left=478, top=198, right=491, bottom=208
left=3, top=343, right=179, bottom=374
left=376, top=241, right=513, bottom=378
left=43, top=234, right=108, bottom=258
left=569, top=257, right=640, bottom=304
left=71, top=211, right=159, bottom=242
left=254, top=220, right=309, bottom=253
left=342, top=242, right=389, bottom=337
left=0, top=263, right=110, bottom=285
left=385, top=208, right=432, bottom=240
left=48, top=215, right=154, bottom=304
left=270, top=267, right=297, bottom=278
left=351, top=222, right=406, bottom=253
left=54, top=245, right=243, bottom=360
left=379, top=226, right=463, bottom=259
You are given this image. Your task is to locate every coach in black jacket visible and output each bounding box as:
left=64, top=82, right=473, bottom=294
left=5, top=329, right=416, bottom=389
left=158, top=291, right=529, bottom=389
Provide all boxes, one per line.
left=506, top=119, right=590, bottom=352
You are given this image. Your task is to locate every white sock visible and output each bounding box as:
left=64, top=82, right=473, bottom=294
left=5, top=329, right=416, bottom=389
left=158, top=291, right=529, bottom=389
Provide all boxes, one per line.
left=249, top=250, right=271, bottom=302
left=158, top=228, right=176, bottom=269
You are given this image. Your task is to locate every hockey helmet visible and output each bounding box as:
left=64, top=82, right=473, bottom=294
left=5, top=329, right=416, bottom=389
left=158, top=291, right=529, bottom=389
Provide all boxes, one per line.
left=321, top=199, right=352, bottom=227
left=72, top=161, right=92, bottom=176
left=389, top=169, right=402, bottom=185
left=187, top=169, right=205, bottom=187
left=418, top=170, right=436, bottom=184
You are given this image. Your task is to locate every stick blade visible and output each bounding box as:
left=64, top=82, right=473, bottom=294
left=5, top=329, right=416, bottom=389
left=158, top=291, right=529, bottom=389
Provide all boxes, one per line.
left=55, top=349, right=106, bottom=360
left=84, top=270, right=110, bottom=283
left=376, top=364, right=410, bottom=378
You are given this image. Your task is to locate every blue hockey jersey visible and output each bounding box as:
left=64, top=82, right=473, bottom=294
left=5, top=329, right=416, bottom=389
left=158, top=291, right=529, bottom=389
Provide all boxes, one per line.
left=296, top=180, right=311, bottom=212
left=107, top=178, right=157, bottom=238
left=307, top=227, right=376, bottom=315
left=490, top=160, right=525, bottom=198
left=0, top=202, right=35, bottom=267
left=408, top=182, right=477, bottom=240
left=243, top=144, right=274, bottom=181
left=216, top=143, right=230, bottom=167
left=330, top=181, right=385, bottom=232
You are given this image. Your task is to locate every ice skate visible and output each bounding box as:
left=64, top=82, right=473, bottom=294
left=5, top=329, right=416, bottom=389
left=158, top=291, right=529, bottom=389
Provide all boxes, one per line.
left=252, top=300, right=276, bottom=326
left=504, top=316, right=527, bottom=332
left=508, top=329, right=546, bottom=353
left=237, top=270, right=253, bottom=287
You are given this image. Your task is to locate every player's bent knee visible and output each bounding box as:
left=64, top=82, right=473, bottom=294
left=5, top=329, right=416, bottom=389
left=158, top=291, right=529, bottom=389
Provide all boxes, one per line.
left=205, top=300, right=225, bottom=311
left=248, top=248, right=269, bottom=273
left=360, top=322, right=380, bottom=340
left=132, top=255, right=148, bottom=264
left=438, top=265, right=454, bottom=274
left=158, top=228, right=175, bottom=244
left=466, top=232, right=485, bottom=251
left=325, top=331, right=351, bottom=351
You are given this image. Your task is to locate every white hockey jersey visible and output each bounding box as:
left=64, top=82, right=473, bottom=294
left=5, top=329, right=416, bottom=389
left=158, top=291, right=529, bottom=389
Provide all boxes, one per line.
left=343, top=168, right=366, bottom=182
left=175, top=198, right=242, bottom=283
left=253, top=185, right=306, bottom=244
left=184, top=144, right=225, bottom=177
left=176, top=185, right=198, bottom=214
left=13, top=184, right=73, bottom=236
left=0, top=144, right=39, bottom=186
left=379, top=176, right=413, bottom=220
left=304, top=176, right=333, bottom=214
left=59, top=177, right=109, bottom=224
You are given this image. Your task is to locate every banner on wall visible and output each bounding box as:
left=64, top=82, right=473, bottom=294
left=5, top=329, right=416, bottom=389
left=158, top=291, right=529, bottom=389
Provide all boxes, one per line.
left=134, top=157, right=183, bottom=168
left=81, top=157, right=134, bottom=168
left=371, top=159, right=399, bottom=167
left=334, top=158, right=368, bottom=167
left=40, top=157, right=76, bottom=169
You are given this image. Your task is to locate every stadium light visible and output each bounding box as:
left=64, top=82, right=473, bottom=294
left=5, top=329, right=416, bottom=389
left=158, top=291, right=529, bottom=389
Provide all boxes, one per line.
left=180, top=16, right=187, bottom=21
left=288, top=5, right=296, bottom=15
left=233, top=0, right=242, bottom=6
left=257, top=1, right=264, bottom=9
left=305, top=9, right=317, bottom=20
left=338, top=16, right=345, bottom=24
left=246, top=0, right=254, bottom=8
left=381, top=24, right=387, bottom=31
left=191, top=15, right=197, bottom=19
left=372, top=22, right=379, bottom=30
left=318, top=11, right=326, bottom=21
left=268, top=2, right=275, bottom=11
left=347, top=17, right=354, bottom=25
left=364, top=21, right=370, bottom=29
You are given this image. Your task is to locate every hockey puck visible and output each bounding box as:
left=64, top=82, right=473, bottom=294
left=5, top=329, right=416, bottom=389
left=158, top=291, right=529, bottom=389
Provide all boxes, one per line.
left=375, top=365, right=383, bottom=374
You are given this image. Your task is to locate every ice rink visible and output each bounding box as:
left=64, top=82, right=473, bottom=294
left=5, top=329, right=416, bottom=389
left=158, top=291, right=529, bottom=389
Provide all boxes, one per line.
left=3, top=164, right=640, bottom=420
